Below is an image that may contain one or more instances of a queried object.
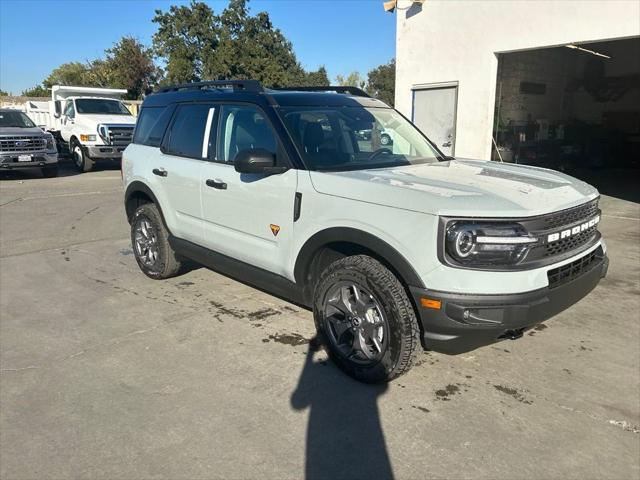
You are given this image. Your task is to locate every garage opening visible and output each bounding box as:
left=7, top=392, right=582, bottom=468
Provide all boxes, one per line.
left=492, top=37, right=640, bottom=202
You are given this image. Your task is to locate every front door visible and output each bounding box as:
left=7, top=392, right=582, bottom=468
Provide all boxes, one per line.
left=412, top=84, right=458, bottom=156
left=60, top=100, right=76, bottom=142
left=199, top=104, right=297, bottom=276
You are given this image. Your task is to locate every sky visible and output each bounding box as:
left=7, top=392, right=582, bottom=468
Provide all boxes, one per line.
left=0, top=0, right=396, bottom=94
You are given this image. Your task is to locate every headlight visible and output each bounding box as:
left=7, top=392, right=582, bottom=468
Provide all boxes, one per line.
left=97, top=125, right=109, bottom=144
left=444, top=221, right=538, bottom=267
left=80, top=134, right=97, bottom=142
left=44, top=134, right=56, bottom=151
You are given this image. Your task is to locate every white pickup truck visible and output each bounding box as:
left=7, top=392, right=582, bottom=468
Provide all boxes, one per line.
left=25, top=85, right=136, bottom=172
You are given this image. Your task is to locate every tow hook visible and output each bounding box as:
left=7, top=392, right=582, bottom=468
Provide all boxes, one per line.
left=499, top=328, right=526, bottom=340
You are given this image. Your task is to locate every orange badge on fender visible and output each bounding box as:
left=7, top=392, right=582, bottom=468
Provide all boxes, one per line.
left=270, top=224, right=281, bottom=236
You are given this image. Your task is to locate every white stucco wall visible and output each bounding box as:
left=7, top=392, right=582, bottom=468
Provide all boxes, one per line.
left=395, top=0, right=640, bottom=159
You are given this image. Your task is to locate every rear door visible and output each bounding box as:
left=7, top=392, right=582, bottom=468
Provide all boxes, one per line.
left=151, top=103, right=216, bottom=244
left=199, top=103, right=297, bottom=276
left=412, top=84, right=458, bottom=156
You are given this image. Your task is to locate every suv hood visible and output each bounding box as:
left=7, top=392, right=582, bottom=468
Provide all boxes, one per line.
left=0, top=126, right=47, bottom=136
left=309, top=159, right=599, bottom=217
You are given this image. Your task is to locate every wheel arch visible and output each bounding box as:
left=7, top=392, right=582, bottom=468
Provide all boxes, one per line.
left=124, top=181, right=167, bottom=227
left=294, top=227, right=426, bottom=300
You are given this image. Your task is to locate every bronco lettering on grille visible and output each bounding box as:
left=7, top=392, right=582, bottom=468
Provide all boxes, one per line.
left=546, top=215, right=600, bottom=243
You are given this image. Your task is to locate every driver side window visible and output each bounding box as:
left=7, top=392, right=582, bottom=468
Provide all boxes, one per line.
left=216, top=105, right=277, bottom=163
left=64, top=100, right=75, bottom=118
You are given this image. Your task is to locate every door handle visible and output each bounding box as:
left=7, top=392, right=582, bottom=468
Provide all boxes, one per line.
left=152, top=168, right=168, bottom=177
left=206, top=179, right=227, bottom=190
left=442, top=141, right=452, bottom=148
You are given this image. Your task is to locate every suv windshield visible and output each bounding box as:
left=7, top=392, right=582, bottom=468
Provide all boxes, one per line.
left=75, top=99, right=131, bottom=115
left=279, top=106, right=441, bottom=171
left=0, top=111, right=36, bottom=128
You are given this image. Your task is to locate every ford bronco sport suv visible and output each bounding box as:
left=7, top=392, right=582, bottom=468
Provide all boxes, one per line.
left=0, top=109, right=58, bottom=177
left=122, top=81, right=608, bottom=383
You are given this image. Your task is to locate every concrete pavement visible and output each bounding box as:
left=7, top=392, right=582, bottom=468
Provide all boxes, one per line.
left=1, top=161, right=638, bottom=479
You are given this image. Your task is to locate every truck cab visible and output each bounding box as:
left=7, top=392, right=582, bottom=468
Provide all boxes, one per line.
left=26, top=86, right=137, bottom=172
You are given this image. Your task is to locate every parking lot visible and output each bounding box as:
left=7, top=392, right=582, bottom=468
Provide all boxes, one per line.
left=1, top=160, right=638, bottom=479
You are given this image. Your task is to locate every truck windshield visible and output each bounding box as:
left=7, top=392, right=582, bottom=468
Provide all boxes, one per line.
left=75, top=99, right=131, bottom=115
left=279, top=106, right=442, bottom=171
left=0, top=111, right=36, bottom=128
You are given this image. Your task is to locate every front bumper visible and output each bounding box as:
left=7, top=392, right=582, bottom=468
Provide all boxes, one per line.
left=84, top=145, right=127, bottom=159
left=410, top=247, right=608, bottom=354
left=1, top=152, right=58, bottom=169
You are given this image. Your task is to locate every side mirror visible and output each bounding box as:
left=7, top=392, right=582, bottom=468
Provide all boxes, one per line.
left=234, top=148, right=286, bottom=175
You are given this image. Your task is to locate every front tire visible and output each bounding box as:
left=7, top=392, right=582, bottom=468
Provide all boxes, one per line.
left=71, top=140, right=94, bottom=173
left=131, top=203, right=183, bottom=279
left=313, top=255, right=420, bottom=383
left=380, top=134, right=391, bottom=146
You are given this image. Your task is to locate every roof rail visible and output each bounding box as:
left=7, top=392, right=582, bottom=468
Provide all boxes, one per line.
left=156, top=80, right=264, bottom=94
left=273, top=86, right=371, bottom=98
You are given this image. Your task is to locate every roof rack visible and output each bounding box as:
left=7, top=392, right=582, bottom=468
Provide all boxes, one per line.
left=156, top=80, right=264, bottom=94
left=273, top=86, right=371, bottom=98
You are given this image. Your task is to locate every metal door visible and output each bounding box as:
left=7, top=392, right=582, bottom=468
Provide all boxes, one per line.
left=412, top=84, right=458, bottom=156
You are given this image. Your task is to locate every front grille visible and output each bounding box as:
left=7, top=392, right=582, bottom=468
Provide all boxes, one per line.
left=0, top=135, right=46, bottom=153
left=547, top=248, right=602, bottom=289
left=545, top=225, right=598, bottom=257
left=108, top=127, right=134, bottom=147
left=542, top=199, right=599, bottom=229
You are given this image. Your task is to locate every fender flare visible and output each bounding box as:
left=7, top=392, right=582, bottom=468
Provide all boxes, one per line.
left=124, top=181, right=166, bottom=226
left=293, top=227, right=425, bottom=289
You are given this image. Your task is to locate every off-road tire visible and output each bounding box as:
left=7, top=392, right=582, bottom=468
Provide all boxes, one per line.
left=42, top=165, right=59, bottom=178
left=131, top=203, right=183, bottom=279
left=313, top=255, right=420, bottom=383
left=71, top=139, right=94, bottom=173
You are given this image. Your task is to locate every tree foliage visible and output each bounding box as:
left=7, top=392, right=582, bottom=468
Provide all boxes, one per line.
left=152, top=0, right=328, bottom=87
left=336, top=71, right=365, bottom=89
left=43, top=62, right=92, bottom=88
left=366, top=59, right=395, bottom=106
left=104, top=37, right=159, bottom=99
left=152, top=1, right=218, bottom=84
left=21, top=85, right=49, bottom=97
left=0, top=89, right=9, bottom=96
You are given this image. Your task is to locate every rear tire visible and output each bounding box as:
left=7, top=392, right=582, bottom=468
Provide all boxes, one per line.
left=131, top=203, right=183, bottom=279
left=71, top=140, right=94, bottom=173
left=42, top=165, right=58, bottom=178
left=313, top=255, right=420, bottom=383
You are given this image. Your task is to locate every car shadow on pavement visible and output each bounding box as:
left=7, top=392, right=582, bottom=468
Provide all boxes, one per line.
left=291, top=337, right=394, bottom=480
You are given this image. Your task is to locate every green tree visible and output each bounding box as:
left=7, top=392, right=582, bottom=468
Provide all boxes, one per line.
left=152, top=1, right=218, bottom=84
left=295, top=66, right=330, bottom=87
left=21, top=85, right=49, bottom=97
left=0, top=89, right=9, bottom=96
left=336, top=71, right=365, bottom=89
left=206, top=0, right=306, bottom=87
left=43, top=62, right=92, bottom=88
left=366, top=59, right=395, bottom=106
left=104, top=37, right=159, bottom=99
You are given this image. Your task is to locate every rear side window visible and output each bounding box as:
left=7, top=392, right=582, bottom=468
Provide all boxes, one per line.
left=165, top=104, right=213, bottom=159
left=133, top=107, right=173, bottom=147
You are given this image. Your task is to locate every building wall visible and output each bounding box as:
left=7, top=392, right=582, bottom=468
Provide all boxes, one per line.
left=395, top=0, right=640, bottom=159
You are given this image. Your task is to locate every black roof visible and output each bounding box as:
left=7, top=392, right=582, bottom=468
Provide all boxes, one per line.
left=142, top=81, right=390, bottom=109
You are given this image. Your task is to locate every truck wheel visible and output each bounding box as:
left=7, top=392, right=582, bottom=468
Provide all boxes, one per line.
left=313, top=255, right=420, bottom=383
left=131, top=203, right=183, bottom=279
left=42, top=165, right=58, bottom=178
left=71, top=140, right=94, bottom=173
left=380, top=134, right=391, bottom=146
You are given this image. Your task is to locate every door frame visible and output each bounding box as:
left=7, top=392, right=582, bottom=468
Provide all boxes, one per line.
left=411, top=81, right=459, bottom=156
